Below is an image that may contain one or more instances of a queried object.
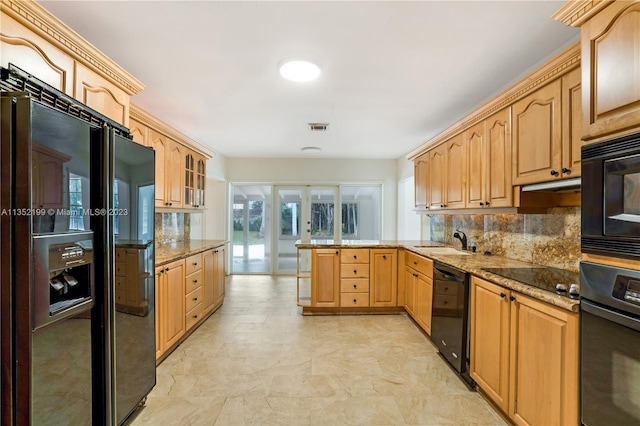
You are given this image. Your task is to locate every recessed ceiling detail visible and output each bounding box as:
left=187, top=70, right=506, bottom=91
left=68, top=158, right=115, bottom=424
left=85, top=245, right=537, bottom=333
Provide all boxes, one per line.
left=308, top=123, right=329, bottom=132
left=279, top=60, right=321, bottom=82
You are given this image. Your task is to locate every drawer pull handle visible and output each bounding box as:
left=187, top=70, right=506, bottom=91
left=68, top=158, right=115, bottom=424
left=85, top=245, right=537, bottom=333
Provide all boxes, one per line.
left=335, top=251, right=339, bottom=255
left=413, top=261, right=417, bottom=265
left=510, top=295, right=516, bottom=302
left=353, top=299, right=357, bottom=304
left=353, top=284, right=357, bottom=289
left=353, top=255, right=357, bottom=259
left=194, top=280, right=198, bottom=283
left=194, top=297, right=198, bottom=301
left=500, top=292, right=506, bottom=298
left=383, top=255, right=386, bottom=259
left=193, top=262, right=198, bottom=266
left=193, top=315, right=198, bottom=318
left=353, top=270, right=357, bottom=274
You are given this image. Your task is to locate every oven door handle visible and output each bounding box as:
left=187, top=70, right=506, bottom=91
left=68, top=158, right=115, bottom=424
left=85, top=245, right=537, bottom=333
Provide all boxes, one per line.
left=582, top=299, right=640, bottom=332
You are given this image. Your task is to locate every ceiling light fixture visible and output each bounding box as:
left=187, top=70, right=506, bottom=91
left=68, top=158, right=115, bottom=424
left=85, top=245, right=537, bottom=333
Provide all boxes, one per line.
left=279, top=59, right=321, bottom=82
left=301, top=146, right=322, bottom=153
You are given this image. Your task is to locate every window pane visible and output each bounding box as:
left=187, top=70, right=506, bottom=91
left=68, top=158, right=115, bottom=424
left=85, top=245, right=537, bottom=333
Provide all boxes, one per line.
left=280, top=202, right=300, bottom=237
left=311, top=202, right=334, bottom=238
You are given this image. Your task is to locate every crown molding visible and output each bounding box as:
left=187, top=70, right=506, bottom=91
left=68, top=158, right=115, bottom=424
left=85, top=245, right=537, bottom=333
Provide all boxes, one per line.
left=552, top=0, right=614, bottom=27
left=130, top=103, right=214, bottom=159
left=1, top=0, right=145, bottom=95
left=406, top=43, right=580, bottom=160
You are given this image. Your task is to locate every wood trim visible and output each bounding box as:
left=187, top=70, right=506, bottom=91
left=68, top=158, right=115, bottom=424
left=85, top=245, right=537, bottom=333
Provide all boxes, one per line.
left=0, top=0, right=145, bottom=95
left=582, top=253, right=640, bottom=271
left=406, top=44, right=580, bottom=160
left=130, top=103, right=214, bottom=159
left=552, top=0, right=614, bottom=27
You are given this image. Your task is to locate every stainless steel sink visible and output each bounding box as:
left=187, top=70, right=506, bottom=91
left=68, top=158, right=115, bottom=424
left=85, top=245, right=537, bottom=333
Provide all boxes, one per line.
left=415, top=247, right=471, bottom=256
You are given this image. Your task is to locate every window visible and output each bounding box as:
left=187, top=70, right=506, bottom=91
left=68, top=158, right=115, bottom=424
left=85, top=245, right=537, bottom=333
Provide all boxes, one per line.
left=280, top=201, right=300, bottom=237
left=311, top=201, right=334, bottom=238
left=69, top=173, right=84, bottom=230
left=342, top=202, right=358, bottom=238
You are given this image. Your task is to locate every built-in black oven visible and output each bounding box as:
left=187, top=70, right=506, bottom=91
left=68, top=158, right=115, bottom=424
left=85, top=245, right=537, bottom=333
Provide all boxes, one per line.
left=582, top=132, right=640, bottom=259
left=580, top=262, right=640, bottom=425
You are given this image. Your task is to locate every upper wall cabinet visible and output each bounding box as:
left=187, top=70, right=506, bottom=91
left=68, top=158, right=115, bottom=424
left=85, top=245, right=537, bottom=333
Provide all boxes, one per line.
left=0, top=1, right=144, bottom=124
left=512, top=80, right=563, bottom=186
left=414, top=153, right=429, bottom=209
left=466, top=107, right=512, bottom=209
left=580, top=1, right=640, bottom=140
left=427, top=144, right=446, bottom=210
left=445, top=134, right=467, bottom=209
left=130, top=104, right=213, bottom=210
left=554, top=0, right=640, bottom=141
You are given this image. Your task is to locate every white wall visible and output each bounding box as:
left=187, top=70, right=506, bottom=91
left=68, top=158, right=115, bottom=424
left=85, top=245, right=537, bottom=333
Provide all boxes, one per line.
left=204, top=153, right=228, bottom=240
left=396, top=157, right=421, bottom=240
left=225, top=158, right=398, bottom=240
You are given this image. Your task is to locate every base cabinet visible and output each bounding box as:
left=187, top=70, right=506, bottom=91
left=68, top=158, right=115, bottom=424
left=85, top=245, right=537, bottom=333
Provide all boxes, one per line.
left=404, top=251, right=433, bottom=334
left=470, top=276, right=579, bottom=426
left=203, top=246, right=226, bottom=315
left=155, top=259, right=185, bottom=361
left=311, top=249, right=340, bottom=307
left=369, top=249, right=398, bottom=307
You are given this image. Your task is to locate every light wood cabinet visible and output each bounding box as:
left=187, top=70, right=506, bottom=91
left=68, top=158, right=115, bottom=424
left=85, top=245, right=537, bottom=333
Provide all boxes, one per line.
left=466, top=108, right=513, bottom=208
left=512, top=80, right=563, bottom=185
left=512, top=69, right=581, bottom=186
left=579, top=0, right=640, bottom=140
left=155, top=259, right=185, bottom=359
left=74, top=63, right=129, bottom=125
left=561, top=68, right=583, bottom=178
left=427, top=144, right=446, bottom=210
left=470, top=276, right=579, bottom=426
left=311, top=249, right=340, bottom=307
left=148, top=130, right=184, bottom=208
left=184, top=150, right=206, bottom=208
left=340, top=248, right=371, bottom=307
left=154, top=268, right=162, bottom=361
left=414, top=153, right=429, bottom=209
left=184, top=253, right=203, bottom=331
left=203, top=246, right=226, bottom=315
left=445, top=134, right=467, bottom=209
left=114, top=246, right=151, bottom=316
left=369, top=249, right=398, bottom=307
left=404, top=251, right=434, bottom=334
left=128, top=117, right=150, bottom=147
left=31, top=143, right=70, bottom=210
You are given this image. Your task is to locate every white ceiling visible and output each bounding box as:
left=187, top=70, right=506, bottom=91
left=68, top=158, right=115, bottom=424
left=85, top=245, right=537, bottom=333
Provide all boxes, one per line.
left=40, top=1, right=579, bottom=160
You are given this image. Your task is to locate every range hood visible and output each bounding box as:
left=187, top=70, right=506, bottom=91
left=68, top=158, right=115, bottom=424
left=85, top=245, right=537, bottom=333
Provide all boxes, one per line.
left=521, top=177, right=581, bottom=193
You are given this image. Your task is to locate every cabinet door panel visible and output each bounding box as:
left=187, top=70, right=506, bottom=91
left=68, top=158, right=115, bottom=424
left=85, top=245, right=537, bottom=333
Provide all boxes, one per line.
left=470, top=277, right=510, bottom=412
left=445, top=134, right=466, bottom=209
left=428, top=146, right=445, bottom=210
left=129, top=118, right=150, bottom=147
left=312, top=249, right=340, bottom=307
left=512, top=80, right=562, bottom=185
left=203, top=250, right=215, bottom=313
left=509, top=294, right=579, bottom=426
left=466, top=122, right=485, bottom=208
left=405, top=269, right=416, bottom=316
left=415, top=275, right=433, bottom=334
left=562, top=68, right=582, bottom=178
left=74, top=63, right=128, bottom=125
left=166, top=140, right=184, bottom=208
left=414, top=153, right=429, bottom=208
left=369, top=249, right=397, bottom=307
left=487, top=108, right=512, bottom=207
left=582, top=2, right=640, bottom=139
left=148, top=131, right=167, bottom=207
left=164, top=261, right=185, bottom=349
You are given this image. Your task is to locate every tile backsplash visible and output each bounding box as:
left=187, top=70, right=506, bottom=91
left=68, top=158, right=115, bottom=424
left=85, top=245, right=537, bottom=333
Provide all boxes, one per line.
left=424, top=207, right=581, bottom=272
left=155, top=212, right=191, bottom=244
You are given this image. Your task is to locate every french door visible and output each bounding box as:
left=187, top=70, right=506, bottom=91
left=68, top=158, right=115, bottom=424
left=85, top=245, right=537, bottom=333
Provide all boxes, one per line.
left=274, top=186, right=338, bottom=274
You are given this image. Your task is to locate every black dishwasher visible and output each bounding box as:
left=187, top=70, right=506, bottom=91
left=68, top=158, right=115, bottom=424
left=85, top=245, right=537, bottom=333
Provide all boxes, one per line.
left=431, top=262, right=475, bottom=388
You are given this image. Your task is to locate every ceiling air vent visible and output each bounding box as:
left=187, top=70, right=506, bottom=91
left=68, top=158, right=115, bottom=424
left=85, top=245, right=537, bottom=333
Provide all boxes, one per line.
left=308, top=122, right=329, bottom=132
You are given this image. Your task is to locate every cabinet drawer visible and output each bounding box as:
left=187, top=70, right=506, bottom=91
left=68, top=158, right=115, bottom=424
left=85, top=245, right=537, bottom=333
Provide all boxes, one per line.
left=341, top=264, right=370, bottom=278
left=185, top=253, right=203, bottom=276
left=340, top=279, right=369, bottom=293
left=115, top=290, right=126, bottom=305
left=340, top=249, right=370, bottom=264
left=185, top=303, right=203, bottom=330
left=115, top=261, right=126, bottom=277
left=115, top=276, right=125, bottom=291
left=185, top=270, right=203, bottom=294
left=405, top=251, right=433, bottom=276
left=185, top=286, right=203, bottom=312
left=340, top=292, right=370, bottom=307
left=115, top=248, right=126, bottom=262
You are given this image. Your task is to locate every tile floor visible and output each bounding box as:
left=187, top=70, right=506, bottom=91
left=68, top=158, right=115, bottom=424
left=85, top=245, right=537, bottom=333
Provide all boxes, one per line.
left=129, top=275, right=507, bottom=425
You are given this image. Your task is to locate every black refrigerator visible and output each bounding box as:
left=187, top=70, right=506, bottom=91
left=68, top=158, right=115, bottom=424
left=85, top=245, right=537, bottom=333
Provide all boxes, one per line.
left=1, top=70, right=156, bottom=426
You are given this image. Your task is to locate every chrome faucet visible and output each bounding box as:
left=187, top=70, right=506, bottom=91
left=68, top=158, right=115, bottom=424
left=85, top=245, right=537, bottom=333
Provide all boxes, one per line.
left=453, top=229, right=467, bottom=250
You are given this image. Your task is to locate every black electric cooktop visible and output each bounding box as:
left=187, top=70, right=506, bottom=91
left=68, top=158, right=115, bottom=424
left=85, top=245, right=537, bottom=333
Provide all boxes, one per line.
left=481, top=267, right=580, bottom=299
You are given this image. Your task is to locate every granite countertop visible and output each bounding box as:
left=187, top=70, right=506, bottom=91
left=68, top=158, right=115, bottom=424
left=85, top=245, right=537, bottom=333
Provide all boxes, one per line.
left=115, top=239, right=153, bottom=249
left=296, top=240, right=580, bottom=313
left=156, top=239, right=228, bottom=266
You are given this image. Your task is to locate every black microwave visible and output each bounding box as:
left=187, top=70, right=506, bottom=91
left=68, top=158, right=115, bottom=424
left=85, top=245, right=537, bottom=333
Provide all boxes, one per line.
left=582, top=132, right=640, bottom=260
